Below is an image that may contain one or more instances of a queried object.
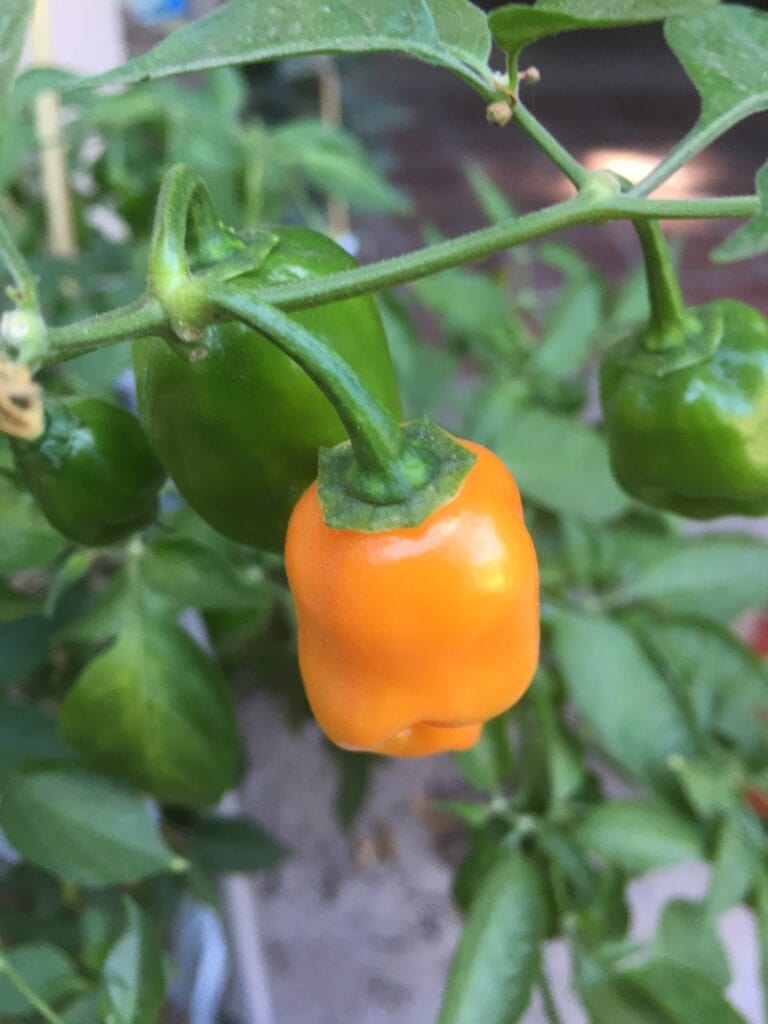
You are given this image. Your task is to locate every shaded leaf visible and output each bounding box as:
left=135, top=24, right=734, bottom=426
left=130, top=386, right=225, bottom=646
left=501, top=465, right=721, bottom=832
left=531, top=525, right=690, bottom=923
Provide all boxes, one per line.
left=0, top=0, right=33, bottom=132
left=553, top=612, right=696, bottom=791
left=186, top=816, right=288, bottom=874
left=60, top=622, right=242, bottom=808
left=620, top=537, right=768, bottom=620
left=490, top=1, right=715, bottom=76
left=0, top=702, right=73, bottom=784
left=0, top=766, right=180, bottom=887
left=489, top=404, right=630, bottom=522
left=577, top=800, right=702, bottom=874
left=0, top=474, right=66, bottom=574
left=655, top=900, right=730, bottom=989
left=622, top=959, right=747, bottom=1024
left=666, top=5, right=768, bottom=128
left=0, top=943, right=82, bottom=1018
left=713, top=159, right=768, bottom=263
left=454, top=715, right=514, bottom=792
left=438, top=852, right=544, bottom=1024
left=79, top=0, right=494, bottom=98
left=632, top=616, right=768, bottom=765
left=102, top=899, right=165, bottom=1024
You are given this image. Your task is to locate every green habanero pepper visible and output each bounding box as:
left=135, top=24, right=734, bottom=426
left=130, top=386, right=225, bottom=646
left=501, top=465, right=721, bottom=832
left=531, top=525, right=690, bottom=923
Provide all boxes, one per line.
left=12, top=397, right=165, bottom=546
left=601, top=299, right=768, bottom=519
left=133, top=227, right=402, bottom=552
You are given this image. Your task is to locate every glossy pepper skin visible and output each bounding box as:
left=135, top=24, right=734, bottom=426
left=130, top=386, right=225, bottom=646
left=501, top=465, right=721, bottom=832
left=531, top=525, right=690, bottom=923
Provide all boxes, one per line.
left=600, top=300, right=768, bottom=519
left=133, top=227, right=402, bottom=552
left=13, top=398, right=165, bottom=546
left=285, top=438, right=539, bottom=757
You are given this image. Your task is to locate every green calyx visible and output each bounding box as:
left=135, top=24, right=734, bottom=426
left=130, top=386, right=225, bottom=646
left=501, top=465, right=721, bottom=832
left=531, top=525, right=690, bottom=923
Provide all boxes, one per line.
left=209, top=288, right=476, bottom=533
left=319, top=420, right=477, bottom=532
left=607, top=303, right=724, bottom=378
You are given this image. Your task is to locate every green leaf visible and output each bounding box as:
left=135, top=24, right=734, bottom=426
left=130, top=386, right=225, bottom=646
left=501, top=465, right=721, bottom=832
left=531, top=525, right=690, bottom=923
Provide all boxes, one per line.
left=713, top=159, right=768, bottom=263
left=552, top=613, right=696, bottom=791
left=632, top=616, right=768, bottom=765
left=0, top=702, right=73, bottom=784
left=0, top=0, right=33, bottom=133
left=60, top=621, right=242, bottom=807
left=140, top=536, right=268, bottom=614
left=0, top=474, right=66, bottom=574
left=102, top=898, right=165, bottom=1024
left=438, top=852, right=544, bottom=1024
left=490, top=404, right=630, bottom=522
left=654, top=900, right=730, bottom=989
left=186, top=816, right=288, bottom=874
left=62, top=993, right=104, bottom=1024
left=622, top=960, right=748, bottom=1024
left=0, top=766, right=181, bottom=887
left=707, top=809, right=765, bottom=914
left=620, top=537, right=768, bottom=620
left=0, top=616, right=52, bottom=688
left=531, top=270, right=605, bottom=378
left=576, top=800, right=702, bottom=874
left=454, top=715, right=514, bottom=792
left=666, top=6, right=768, bottom=134
left=332, top=748, right=377, bottom=829
left=0, top=943, right=82, bottom=1018
left=0, top=580, right=38, bottom=622
left=79, top=0, right=494, bottom=98
left=489, top=1, right=715, bottom=76
left=273, top=120, right=409, bottom=214
left=669, top=755, right=743, bottom=820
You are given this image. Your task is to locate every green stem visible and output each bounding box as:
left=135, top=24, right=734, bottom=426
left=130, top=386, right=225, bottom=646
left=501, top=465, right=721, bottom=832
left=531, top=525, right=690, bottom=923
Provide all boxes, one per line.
left=37, top=191, right=758, bottom=365
left=629, top=104, right=766, bottom=198
left=209, top=288, right=428, bottom=503
left=0, top=215, right=38, bottom=310
left=254, top=194, right=757, bottom=311
left=539, top=966, right=565, bottom=1024
left=633, top=217, right=690, bottom=349
left=147, top=163, right=224, bottom=292
left=0, top=954, right=65, bottom=1024
left=513, top=103, right=590, bottom=188
left=44, top=297, right=167, bottom=365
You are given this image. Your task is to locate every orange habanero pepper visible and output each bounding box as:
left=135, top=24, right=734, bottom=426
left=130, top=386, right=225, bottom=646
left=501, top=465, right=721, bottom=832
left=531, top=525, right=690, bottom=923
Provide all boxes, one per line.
left=285, top=438, right=539, bottom=757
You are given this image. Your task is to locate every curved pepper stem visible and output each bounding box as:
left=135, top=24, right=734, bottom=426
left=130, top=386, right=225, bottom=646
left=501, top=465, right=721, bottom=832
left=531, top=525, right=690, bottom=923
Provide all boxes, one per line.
left=147, top=164, right=277, bottom=343
left=633, top=218, right=695, bottom=352
left=210, top=288, right=432, bottom=506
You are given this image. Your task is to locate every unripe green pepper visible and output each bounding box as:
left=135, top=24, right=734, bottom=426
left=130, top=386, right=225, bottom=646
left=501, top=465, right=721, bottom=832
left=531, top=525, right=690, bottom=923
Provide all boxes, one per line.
left=13, top=397, right=165, bottom=545
left=133, top=227, right=402, bottom=552
left=600, top=299, right=768, bottom=519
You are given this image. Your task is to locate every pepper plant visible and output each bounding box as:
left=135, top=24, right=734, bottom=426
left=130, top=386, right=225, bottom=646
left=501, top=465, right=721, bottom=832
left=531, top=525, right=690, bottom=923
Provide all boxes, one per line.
left=1, top=1, right=768, bottom=1021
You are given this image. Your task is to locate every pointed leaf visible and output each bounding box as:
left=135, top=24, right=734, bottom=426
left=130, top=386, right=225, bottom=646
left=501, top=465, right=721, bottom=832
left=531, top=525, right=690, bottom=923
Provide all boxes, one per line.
left=438, top=852, right=544, bottom=1024
left=60, top=622, right=242, bottom=807
left=78, top=0, right=494, bottom=98
left=0, top=702, right=73, bottom=784
left=553, top=612, right=696, bottom=791
left=623, top=960, right=748, bottom=1024
left=186, top=816, right=288, bottom=874
left=0, top=0, right=34, bottom=130
left=620, top=538, right=768, bottom=621
left=0, top=943, right=83, bottom=1018
left=0, top=766, right=181, bottom=887
left=666, top=6, right=768, bottom=130
left=490, top=1, right=715, bottom=75
left=577, top=800, right=702, bottom=874
left=102, top=899, right=165, bottom=1024
left=655, top=900, right=730, bottom=989
left=713, top=160, right=768, bottom=263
